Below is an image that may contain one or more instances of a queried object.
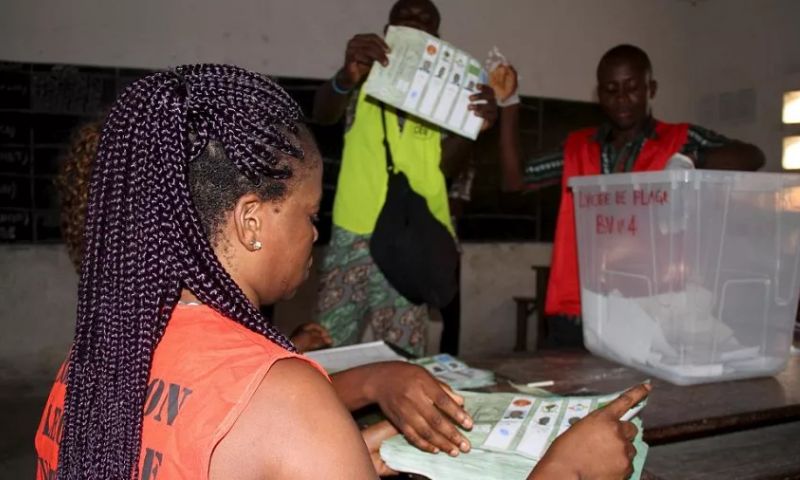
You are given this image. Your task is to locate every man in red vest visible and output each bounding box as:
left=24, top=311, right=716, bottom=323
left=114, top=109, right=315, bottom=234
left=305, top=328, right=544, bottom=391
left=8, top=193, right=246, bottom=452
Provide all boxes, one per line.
left=499, top=44, right=765, bottom=347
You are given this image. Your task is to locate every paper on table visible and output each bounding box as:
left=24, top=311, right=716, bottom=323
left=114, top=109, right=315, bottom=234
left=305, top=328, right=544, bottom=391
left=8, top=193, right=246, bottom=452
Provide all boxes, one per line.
left=304, top=341, right=407, bottom=374
left=362, top=26, right=486, bottom=140
left=414, top=354, right=495, bottom=390
left=380, top=389, right=649, bottom=480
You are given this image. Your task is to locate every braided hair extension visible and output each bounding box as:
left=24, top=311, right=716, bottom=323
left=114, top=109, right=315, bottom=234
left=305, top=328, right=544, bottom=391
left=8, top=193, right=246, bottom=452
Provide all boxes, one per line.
left=58, top=64, right=307, bottom=479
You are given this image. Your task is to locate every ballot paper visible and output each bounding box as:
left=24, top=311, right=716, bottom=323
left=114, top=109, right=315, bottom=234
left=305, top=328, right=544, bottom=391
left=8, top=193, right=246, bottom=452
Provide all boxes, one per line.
left=304, top=341, right=407, bottom=374
left=362, top=26, right=487, bottom=139
left=414, top=354, right=496, bottom=390
left=380, top=389, right=648, bottom=480
left=581, top=286, right=773, bottom=380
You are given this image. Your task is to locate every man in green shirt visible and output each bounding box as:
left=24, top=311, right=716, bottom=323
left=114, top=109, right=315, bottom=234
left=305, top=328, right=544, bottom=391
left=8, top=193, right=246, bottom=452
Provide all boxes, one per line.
left=313, top=0, right=498, bottom=354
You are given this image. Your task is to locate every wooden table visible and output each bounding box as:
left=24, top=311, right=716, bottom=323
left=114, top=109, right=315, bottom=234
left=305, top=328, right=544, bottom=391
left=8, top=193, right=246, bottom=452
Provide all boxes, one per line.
left=645, top=421, right=800, bottom=480
left=466, top=351, right=800, bottom=478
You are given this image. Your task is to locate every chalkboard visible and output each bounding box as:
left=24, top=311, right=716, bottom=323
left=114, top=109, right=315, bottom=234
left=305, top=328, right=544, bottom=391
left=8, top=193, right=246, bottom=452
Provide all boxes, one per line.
left=0, top=61, right=152, bottom=243
left=0, top=61, right=348, bottom=244
left=0, top=59, right=602, bottom=244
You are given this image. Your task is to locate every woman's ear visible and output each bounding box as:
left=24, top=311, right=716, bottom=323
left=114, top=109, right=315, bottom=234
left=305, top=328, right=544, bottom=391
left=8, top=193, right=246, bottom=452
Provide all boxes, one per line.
left=233, top=193, right=265, bottom=251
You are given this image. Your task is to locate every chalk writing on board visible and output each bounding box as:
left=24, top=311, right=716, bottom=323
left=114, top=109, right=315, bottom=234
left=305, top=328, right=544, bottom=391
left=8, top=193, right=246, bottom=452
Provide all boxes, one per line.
left=0, top=181, right=17, bottom=198
left=0, top=177, right=31, bottom=209
left=0, top=72, right=29, bottom=109
left=0, top=210, right=31, bottom=241
left=32, top=66, right=114, bottom=115
left=0, top=124, right=16, bottom=140
left=0, top=84, right=27, bottom=94
left=0, top=149, right=30, bottom=175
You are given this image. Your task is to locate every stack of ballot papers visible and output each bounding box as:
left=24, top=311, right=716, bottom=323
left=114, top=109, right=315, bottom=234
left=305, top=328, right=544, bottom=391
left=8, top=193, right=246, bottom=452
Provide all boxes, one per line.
left=306, top=342, right=495, bottom=390
left=380, top=389, right=648, bottom=480
left=413, top=354, right=495, bottom=390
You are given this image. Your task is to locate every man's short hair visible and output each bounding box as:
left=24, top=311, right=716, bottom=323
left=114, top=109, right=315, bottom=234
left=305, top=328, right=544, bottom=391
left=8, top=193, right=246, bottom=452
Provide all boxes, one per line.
left=597, top=44, right=653, bottom=77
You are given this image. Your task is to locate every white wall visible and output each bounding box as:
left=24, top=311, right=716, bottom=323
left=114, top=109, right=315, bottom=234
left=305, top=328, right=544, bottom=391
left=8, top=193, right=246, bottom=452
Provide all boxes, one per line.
left=0, top=0, right=698, bottom=121
left=4, top=0, right=796, bottom=159
left=438, top=0, right=696, bottom=122
left=0, top=246, right=76, bottom=383
left=458, top=243, right=552, bottom=355
left=685, top=0, right=800, bottom=172
left=0, top=0, right=385, bottom=81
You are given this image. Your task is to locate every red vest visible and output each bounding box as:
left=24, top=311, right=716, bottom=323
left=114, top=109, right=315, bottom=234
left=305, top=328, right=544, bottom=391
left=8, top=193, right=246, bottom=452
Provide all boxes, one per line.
left=545, top=121, right=690, bottom=316
left=35, top=304, right=326, bottom=480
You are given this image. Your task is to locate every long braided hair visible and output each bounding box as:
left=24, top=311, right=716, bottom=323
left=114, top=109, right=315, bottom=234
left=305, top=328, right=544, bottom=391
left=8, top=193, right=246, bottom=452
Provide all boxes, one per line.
left=58, top=64, right=306, bottom=478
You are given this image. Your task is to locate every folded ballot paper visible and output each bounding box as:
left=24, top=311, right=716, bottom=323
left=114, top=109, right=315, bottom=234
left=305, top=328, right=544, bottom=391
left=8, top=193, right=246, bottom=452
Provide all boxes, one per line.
left=362, top=26, right=487, bottom=139
left=380, top=389, right=648, bottom=480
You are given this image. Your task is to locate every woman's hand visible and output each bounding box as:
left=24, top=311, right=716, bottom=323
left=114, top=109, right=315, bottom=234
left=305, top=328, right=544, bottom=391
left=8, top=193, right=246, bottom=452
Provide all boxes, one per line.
left=361, top=420, right=400, bottom=477
left=365, top=362, right=474, bottom=456
left=290, top=322, right=332, bottom=353
left=529, top=383, right=651, bottom=480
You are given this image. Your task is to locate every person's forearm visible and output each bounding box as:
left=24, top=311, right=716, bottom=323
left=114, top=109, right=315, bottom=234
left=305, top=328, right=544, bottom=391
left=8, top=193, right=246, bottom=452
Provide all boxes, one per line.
left=330, top=363, right=384, bottom=411
left=313, top=70, right=355, bottom=125
left=440, top=135, right=474, bottom=178
left=701, top=142, right=765, bottom=171
left=499, top=104, right=524, bottom=191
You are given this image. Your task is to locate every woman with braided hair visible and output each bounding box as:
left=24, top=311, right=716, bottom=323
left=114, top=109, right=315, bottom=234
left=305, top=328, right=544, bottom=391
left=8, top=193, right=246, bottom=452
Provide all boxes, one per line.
left=54, top=118, right=331, bottom=352
left=48, top=89, right=485, bottom=466
left=35, top=64, right=383, bottom=479
left=35, top=62, right=650, bottom=480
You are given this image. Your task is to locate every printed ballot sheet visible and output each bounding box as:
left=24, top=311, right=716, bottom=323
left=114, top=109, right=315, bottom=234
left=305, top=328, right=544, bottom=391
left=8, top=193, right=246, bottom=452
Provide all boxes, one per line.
left=380, top=389, right=649, bottom=480
left=362, top=26, right=487, bottom=139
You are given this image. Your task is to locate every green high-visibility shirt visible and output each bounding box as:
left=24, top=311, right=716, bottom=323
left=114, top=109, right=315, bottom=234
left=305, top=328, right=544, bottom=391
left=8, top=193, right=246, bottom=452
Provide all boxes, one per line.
left=332, top=88, right=453, bottom=235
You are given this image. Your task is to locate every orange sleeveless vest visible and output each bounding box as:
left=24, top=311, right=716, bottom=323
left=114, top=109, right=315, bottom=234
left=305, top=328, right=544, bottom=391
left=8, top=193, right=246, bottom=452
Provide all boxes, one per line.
left=545, top=121, right=690, bottom=316
left=35, top=304, right=326, bottom=480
